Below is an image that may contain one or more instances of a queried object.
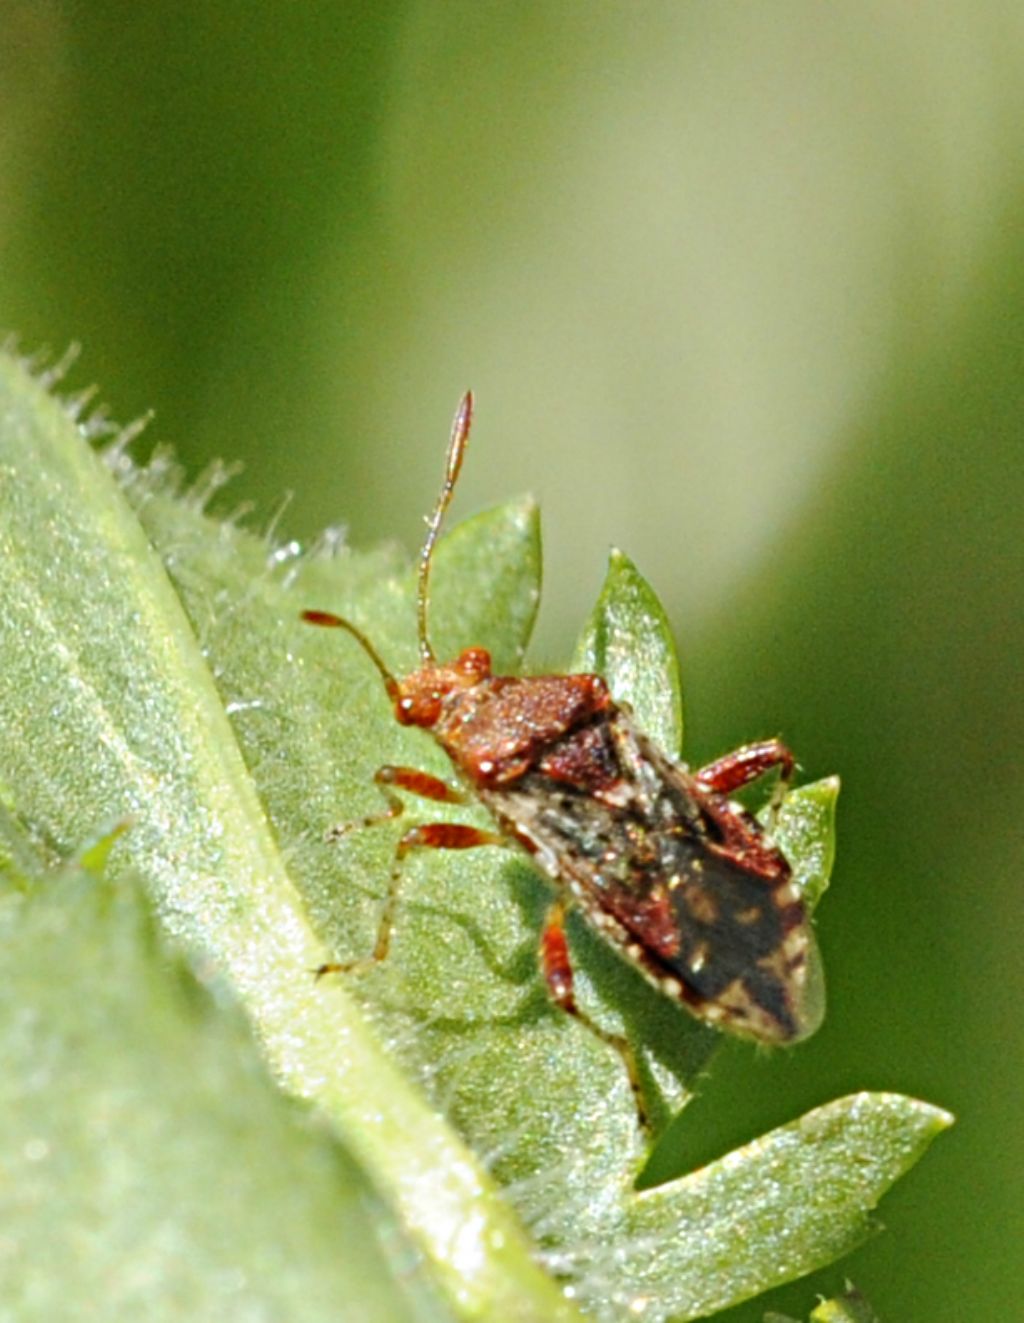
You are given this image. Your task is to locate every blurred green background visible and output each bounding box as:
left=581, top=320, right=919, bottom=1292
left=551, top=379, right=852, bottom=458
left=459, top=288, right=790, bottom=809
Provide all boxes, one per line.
left=2, top=3, right=1021, bottom=1319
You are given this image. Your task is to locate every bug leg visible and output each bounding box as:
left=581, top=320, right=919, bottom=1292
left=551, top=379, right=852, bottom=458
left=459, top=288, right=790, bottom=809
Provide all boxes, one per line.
left=540, top=899, right=651, bottom=1133
left=316, top=813, right=504, bottom=979
left=695, top=738, right=795, bottom=821
left=324, top=764, right=467, bottom=842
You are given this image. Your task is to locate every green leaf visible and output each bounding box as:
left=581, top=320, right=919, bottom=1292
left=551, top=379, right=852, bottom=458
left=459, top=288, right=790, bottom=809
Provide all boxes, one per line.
left=0, top=350, right=580, bottom=1323
left=617, top=1093, right=951, bottom=1321
left=0, top=823, right=447, bottom=1321
left=571, top=547, right=684, bottom=755
left=763, top=775, right=841, bottom=913
left=0, top=350, right=952, bottom=1321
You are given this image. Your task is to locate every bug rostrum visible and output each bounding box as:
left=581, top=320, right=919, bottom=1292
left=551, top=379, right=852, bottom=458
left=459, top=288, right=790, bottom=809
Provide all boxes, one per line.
left=303, top=394, right=824, bottom=1127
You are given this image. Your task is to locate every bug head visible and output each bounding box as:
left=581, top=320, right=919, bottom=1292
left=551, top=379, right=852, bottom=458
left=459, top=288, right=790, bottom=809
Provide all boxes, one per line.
left=395, top=646, right=492, bottom=728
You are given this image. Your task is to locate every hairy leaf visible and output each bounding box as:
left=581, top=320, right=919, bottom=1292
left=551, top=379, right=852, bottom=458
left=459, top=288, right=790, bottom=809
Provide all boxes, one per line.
left=0, top=820, right=448, bottom=1321
left=0, top=350, right=579, bottom=1323
left=0, top=350, right=951, bottom=1321
left=571, top=547, right=684, bottom=755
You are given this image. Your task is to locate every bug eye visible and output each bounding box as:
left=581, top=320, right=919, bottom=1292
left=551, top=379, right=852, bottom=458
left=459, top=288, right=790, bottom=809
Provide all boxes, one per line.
left=456, top=647, right=491, bottom=680
left=396, top=690, right=443, bottom=728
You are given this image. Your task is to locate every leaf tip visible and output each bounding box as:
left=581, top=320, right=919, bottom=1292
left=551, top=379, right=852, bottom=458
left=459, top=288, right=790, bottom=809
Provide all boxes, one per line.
left=860, top=1089, right=955, bottom=1132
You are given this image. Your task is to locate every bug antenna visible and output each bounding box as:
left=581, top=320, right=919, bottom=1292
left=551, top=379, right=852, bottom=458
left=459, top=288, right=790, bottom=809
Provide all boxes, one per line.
left=301, top=610, right=399, bottom=702
left=417, top=391, right=474, bottom=663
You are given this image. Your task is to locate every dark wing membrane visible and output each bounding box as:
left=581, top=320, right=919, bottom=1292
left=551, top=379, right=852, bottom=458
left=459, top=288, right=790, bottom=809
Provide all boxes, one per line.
left=481, top=709, right=820, bottom=1043
left=645, top=835, right=808, bottom=1039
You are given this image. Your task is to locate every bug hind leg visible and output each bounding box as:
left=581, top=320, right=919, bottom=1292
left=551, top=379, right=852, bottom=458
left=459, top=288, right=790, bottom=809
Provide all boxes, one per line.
left=694, top=738, right=795, bottom=798
left=540, top=899, right=652, bottom=1134
left=695, top=738, right=796, bottom=829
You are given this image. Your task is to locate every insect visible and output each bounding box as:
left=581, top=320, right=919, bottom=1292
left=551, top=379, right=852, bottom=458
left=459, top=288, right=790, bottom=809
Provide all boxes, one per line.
left=303, top=394, right=824, bottom=1127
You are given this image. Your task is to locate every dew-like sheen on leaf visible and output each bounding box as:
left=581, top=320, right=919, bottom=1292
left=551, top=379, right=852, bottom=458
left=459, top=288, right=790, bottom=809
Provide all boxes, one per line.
left=0, top=351, right=951, bottom=1323
left=0, top=837, right=448, bottom=1322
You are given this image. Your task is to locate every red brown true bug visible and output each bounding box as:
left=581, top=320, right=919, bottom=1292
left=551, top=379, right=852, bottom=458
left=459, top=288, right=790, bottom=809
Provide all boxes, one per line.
left=303, top=393, right=824, bottom=1128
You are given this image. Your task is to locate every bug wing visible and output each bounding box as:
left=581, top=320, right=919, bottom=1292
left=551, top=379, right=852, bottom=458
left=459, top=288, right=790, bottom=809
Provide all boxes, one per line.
left=482, top=710, right=823, bottom=1043
left=642, top=832, right=824, bottom=1042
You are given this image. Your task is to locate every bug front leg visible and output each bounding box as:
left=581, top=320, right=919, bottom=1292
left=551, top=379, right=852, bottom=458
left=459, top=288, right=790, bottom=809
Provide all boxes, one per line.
left=540, top=900, right=651, bottom=1133
left=316, top=805, right=504, bottom=978
left=324, top=764, right=468, bottom=842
